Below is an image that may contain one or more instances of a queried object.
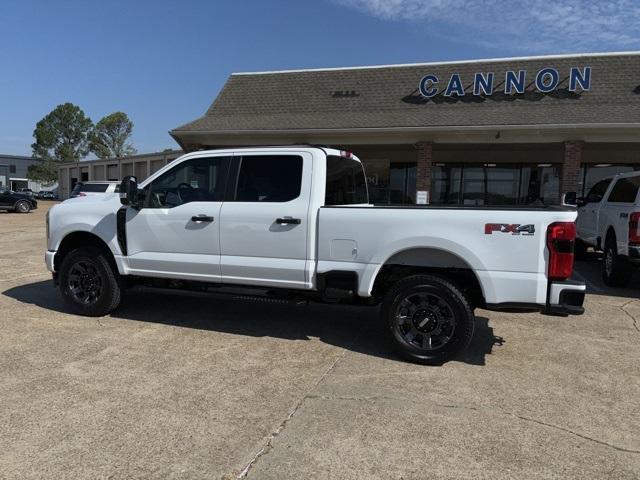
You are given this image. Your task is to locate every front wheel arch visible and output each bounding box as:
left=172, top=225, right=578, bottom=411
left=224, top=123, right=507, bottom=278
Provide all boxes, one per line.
left=55, top=231, right=118, bottom=275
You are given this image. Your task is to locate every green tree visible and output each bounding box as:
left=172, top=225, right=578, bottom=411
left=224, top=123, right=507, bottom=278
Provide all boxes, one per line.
left=90, top=112, right=137, bottom=159
left=28, top=103, right=93, bottom=182
left=26, top=160, right=59, bottom=184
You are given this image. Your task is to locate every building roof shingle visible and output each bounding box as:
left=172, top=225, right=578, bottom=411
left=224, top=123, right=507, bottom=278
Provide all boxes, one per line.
left=172, top=52, right=640, bottom=138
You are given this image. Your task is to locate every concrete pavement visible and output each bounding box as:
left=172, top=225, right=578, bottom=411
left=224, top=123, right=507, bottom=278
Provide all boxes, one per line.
left=1, top=204, right=638, bottom=479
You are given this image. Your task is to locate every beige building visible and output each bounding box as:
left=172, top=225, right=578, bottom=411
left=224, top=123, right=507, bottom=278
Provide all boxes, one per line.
left=57, top=150, right=182, bottom=199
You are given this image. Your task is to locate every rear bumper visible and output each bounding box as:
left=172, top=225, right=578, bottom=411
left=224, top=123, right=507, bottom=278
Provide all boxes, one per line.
left=485, top=279, right=585, bottom=316
left=627, top=245, right=640, bottom=262
left=545, top=280, right=586, bottom=316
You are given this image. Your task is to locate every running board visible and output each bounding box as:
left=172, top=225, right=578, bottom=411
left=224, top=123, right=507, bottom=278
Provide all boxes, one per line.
left=132, top=285, right=309, bottom=306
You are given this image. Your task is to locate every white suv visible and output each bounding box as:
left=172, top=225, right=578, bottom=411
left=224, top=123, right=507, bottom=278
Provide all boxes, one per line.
left=70, top=181, right=120, bottom=198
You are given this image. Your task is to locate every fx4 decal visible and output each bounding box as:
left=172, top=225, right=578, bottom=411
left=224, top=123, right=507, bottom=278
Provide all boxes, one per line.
left=485, top=223, right=535, bottom=235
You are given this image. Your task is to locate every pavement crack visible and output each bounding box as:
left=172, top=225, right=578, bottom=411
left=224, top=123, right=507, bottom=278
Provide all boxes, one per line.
left=619, top=300, right=640, bottom=333
left=235, top=324, right=368, bottom=479
left=438, top=401, right=640, bottom=455
left=509, top=412, right=640, bottom=454
left=298, top=394, right=640, bottom=456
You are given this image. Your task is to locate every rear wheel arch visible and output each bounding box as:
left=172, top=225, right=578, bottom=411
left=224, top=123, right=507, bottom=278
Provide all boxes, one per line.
left=371, top=247, right=486, bottom=308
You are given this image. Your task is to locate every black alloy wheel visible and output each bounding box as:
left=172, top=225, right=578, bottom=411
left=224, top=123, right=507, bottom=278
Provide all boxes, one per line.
left=59, top=247, right=122, bottom=316
left=382, top=274, right=475, bottom=365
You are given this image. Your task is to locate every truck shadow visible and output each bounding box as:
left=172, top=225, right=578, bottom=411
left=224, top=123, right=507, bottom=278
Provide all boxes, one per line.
left=3, top=280, right=504, bottom=366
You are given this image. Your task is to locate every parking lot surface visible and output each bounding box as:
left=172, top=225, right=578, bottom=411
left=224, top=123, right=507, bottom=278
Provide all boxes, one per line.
left=1, top=203, right=639, bottom=479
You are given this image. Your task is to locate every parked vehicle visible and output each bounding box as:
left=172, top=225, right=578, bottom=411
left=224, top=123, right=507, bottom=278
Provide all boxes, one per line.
left=37, top=191, right=56, bottom=200
left=45, top=147, right=585, bottom=364
left=576, top=171, right=640, bottom=286
left=0, top=188, right=38, bottom=213
left=70, top=181, right=119, bottom=198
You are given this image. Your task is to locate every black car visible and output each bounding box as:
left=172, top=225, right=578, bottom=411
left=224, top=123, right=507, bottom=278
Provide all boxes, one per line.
left=0, top=188, right=38, bottom=213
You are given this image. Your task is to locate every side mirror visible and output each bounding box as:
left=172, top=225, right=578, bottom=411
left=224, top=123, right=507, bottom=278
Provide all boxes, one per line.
left=119, top=176, right=139, bottom=208
left=576, top=197, right=587, bottom=207
left=562, top=191, right=577, bottom=206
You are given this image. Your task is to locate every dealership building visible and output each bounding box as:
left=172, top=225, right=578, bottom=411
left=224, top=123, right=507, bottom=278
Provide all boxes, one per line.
left=169, top=51, right=640, bottom=206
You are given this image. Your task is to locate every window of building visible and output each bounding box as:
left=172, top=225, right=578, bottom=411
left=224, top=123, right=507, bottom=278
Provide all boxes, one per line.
left=145, top=156, right=230, bottom=208
left=607, top=177, right=640, bottom=203
left=81, top=172, right=89, bottom=181
left=432, top=163, right=560, bottom=206
left=325, top=156, right=368, bottom=205
left=235, top=155, right=302, bottom=202
left=9, top=165, right=16, bottom=174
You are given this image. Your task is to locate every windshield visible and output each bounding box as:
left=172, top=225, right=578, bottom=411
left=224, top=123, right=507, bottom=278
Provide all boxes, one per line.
left=325, top=156, right=369, bottom=205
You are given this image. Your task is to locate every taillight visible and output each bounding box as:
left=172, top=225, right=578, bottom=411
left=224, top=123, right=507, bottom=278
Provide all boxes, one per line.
left=629, top=212, right=640, bottom=244
left=546, top=222, right=576, bottom=280
left=78, top=192, right=87, bottom=197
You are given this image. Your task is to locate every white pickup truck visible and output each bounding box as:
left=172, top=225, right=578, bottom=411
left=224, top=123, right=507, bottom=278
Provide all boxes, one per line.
left=576, top=171, right=640, bottom=286
left=45, top=147, right=585, bottom=364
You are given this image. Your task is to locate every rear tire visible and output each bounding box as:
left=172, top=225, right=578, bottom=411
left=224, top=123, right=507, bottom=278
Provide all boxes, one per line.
left=381, top=274, right=475, bottom=365
left=59, top=247, right=121, bottom=316
left=602, top=238, right=632, bottom=287
left=15, top=200, right=30, bottom=213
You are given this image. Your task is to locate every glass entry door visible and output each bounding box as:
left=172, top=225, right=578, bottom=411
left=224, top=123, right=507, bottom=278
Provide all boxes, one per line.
left=388, top=163, right=416, bottom=204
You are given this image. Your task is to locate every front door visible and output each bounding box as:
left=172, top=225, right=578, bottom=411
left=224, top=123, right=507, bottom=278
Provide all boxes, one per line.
left=219, top=152, right=312, bottom=289
left=125, top=155, right=231, bottom=281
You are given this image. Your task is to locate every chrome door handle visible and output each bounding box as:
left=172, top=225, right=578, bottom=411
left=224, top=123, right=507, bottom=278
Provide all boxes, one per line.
left=191, top=215, right=214, bottom=222
left=276, top=217, right=301, bottom=225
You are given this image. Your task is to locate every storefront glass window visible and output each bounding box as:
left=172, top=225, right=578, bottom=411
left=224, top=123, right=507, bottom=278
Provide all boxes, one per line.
left=432, top=163, right=560, bottom=206
left=367, top=161, right=416, bottom=204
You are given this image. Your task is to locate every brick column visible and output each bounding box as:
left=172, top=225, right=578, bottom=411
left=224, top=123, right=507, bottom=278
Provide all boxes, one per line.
left=416, top=141, right=433, bottom=204
left=561, top=141, right=584, bottom=195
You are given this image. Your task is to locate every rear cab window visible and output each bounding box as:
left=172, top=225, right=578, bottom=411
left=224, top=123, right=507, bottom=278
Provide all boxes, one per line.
left=325, top=156, right=369, bottom=205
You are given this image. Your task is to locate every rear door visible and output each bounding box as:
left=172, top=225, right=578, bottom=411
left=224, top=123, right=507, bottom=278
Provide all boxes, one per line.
left=219, top=152, right=312, bottom=289
left=0, top=189, right=11, bottom=207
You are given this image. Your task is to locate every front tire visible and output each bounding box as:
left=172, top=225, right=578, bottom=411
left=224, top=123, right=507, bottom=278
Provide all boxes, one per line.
left=381, top=274, right=475, bottom=365
left=602, top=238, right=632, bottom=287
left=59, top=247, right=121, bottom=316
left=15, top=200, right=31, bottom=213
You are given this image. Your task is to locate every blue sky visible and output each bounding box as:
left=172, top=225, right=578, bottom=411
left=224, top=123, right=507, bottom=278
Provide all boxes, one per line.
left=1, top=0, right=638, bottom=157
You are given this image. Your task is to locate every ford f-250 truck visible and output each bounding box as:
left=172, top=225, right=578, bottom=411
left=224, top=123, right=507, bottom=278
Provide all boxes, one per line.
left=45, top=147, right=585, bottom=364
left=576, top=171, right=640, bottom=286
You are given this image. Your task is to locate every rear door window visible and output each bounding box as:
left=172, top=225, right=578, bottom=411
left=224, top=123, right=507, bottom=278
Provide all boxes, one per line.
left=607, top=177, right=640, bottom=203
left=235, top=155, right=303, bottom=202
